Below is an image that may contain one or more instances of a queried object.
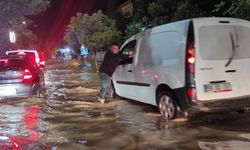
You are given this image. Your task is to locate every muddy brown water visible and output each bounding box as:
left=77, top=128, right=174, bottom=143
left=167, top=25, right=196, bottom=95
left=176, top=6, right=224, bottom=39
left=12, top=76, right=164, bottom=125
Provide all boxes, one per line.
left=1, top=61, right=250, bottom=150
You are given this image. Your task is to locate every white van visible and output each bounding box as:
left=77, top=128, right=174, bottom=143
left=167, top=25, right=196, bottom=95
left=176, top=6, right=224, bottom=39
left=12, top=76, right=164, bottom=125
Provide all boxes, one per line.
left=111, top=17, right=250, bottom=120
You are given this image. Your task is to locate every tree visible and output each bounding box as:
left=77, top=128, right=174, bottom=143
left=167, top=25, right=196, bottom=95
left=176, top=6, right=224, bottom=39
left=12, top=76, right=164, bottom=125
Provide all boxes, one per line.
left=123, top=0, right=190, bottom=38
left=64, top=10, right=120, bottom=52
left=213, top=0, right=250, bottom=20
left=124, top=21, right=145, bottom=39
left=147, top=0, right=181, bottom=25
left=0, top=0, right=50, bottom=27
left=122, top=0, right=250, bottom=41
left=0, top=0, right=50, bottom=50
left=172, top=0, right=197, bottom=21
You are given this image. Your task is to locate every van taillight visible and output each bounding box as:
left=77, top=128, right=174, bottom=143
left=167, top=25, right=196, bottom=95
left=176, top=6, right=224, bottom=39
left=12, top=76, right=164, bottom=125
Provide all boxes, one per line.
left=23, top=69, right=32, bottom=79
left=186, top=41, right=196, bottom=101
left=188, top=57, right=195, bottom=64
left=187, top=42, right=195, bottom=74
left=187, top=88, right=196, bottom=101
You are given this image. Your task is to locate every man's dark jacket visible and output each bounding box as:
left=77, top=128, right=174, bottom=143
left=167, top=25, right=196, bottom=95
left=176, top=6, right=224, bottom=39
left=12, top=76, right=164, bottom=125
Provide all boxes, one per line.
left=99, top=51, right=128, bottom=77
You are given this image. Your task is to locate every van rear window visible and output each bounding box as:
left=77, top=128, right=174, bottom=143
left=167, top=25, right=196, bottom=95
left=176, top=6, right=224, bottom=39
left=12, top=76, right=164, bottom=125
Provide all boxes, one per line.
left=199, top=25, right=250, bottom=60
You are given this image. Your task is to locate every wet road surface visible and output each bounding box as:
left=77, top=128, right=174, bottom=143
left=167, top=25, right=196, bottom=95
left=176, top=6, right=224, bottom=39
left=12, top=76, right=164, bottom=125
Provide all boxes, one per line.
left=1, top=61, right=250, bottom=150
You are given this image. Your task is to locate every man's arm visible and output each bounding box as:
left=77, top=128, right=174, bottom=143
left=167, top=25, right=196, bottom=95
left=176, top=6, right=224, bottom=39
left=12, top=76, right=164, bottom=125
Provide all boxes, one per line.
left=119, top=52, right=130, bottom=60
left=119, top=50, right=135, bottom=60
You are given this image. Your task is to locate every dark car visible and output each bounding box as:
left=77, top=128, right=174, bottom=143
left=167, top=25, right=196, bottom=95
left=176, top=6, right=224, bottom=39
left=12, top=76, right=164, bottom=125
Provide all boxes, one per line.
left=5, top=49, right=45, bottom=70
left=0, top=56, right=44, bottom=98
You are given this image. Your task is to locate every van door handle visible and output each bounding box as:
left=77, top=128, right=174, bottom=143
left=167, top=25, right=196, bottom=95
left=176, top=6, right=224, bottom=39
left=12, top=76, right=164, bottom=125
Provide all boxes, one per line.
left=210, top=80, right=226, bottom=84
left=127, top=70, right=132, bottom=72
left=225, top=70, right=236, bottom=73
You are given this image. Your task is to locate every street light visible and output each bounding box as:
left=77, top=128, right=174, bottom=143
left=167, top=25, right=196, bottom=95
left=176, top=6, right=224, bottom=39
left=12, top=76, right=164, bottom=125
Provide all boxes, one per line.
left=9, top=30, right=16, bottom=43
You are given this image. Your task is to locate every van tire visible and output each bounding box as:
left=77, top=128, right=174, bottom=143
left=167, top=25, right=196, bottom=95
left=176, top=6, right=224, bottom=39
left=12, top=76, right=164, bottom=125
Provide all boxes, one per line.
left=157, top=91, right=178, bottom=120
left=109, top=82, right=117, bottom=99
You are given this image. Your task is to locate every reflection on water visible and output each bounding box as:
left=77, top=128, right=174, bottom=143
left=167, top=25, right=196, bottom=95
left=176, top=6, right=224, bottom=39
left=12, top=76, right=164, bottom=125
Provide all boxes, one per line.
left=199, top=139, right=250, bottom=150
left=0, top=99, right=49, bottom=149
left=1, top=61, right=250, bottom=149
left=24, top=105, right=41, bottom=141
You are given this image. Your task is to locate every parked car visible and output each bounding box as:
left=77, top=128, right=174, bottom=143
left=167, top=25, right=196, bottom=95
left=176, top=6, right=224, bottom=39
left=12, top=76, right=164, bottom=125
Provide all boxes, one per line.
left=5, top=49, right=45, bottom=70
left=0, top=55, right=44, bottom=98
left=110, top=17, right=250, bottom=120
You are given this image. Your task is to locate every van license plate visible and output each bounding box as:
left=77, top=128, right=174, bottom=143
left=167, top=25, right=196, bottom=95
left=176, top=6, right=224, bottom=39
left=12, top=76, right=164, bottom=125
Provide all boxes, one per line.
left=204, top=82, right=232, bottom=93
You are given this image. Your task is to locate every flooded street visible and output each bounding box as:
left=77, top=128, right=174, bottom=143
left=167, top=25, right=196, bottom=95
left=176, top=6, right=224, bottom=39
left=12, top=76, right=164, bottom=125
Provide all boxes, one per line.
left=1, top=61, right=250, bottom=150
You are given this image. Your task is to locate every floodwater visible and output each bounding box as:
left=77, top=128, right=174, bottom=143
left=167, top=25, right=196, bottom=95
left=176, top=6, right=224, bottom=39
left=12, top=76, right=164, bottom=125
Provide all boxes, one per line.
left=1, top=61, right=250, bottom=150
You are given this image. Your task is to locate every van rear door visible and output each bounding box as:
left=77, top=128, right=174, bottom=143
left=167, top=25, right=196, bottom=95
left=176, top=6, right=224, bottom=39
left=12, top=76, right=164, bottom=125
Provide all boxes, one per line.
left=194, top=18, right=250, bottom=101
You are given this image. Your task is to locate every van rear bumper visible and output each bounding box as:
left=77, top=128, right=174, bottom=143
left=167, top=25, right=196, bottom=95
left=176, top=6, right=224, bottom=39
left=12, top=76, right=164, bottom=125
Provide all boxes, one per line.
left=188, top=96, right=250, bottom=112
left=173, top=88, right=250, bottom=113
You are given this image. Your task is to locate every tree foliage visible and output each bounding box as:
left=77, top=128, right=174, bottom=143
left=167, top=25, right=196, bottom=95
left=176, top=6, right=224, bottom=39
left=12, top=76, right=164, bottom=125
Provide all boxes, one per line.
left=124, top=21, right=145, bottom=39
left=64, top=10, right=120, bottom=52
left=0, top=0, right=50, bottom=50
left=213, top=0, right=250, bottom=20
left=147, top=0, right=222, bottom=25
left=0, top=0, right=50, bottom=27
left=147, top=0, right=180, bottom=25
left=123, top=0, right=250, bottom=39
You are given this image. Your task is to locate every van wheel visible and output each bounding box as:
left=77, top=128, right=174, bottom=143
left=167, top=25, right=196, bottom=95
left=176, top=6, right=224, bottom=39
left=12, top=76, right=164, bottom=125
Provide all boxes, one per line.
left=157, top=92, right=177, bottom=120
left=108, top=82, right=117, bottom=98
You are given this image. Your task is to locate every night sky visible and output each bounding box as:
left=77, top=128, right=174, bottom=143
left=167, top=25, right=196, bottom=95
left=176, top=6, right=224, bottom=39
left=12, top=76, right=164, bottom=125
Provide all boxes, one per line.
left=33, top=0, right=109, bottom=51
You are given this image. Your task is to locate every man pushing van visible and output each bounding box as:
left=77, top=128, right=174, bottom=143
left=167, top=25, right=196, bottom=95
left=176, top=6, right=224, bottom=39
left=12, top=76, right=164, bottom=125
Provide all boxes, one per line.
left=97, top=43, right=131, bottom=104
